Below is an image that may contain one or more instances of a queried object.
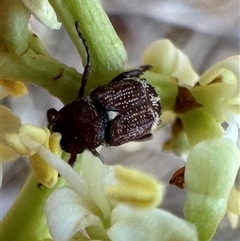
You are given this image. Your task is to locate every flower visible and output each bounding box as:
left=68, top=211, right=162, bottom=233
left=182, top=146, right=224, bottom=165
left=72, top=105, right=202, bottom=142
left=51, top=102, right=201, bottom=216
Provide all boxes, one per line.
left=1, top=106, right=61, bottom=188
left=108, top=205, right=198, bottom=241
left=183, top=137, right=239, bottom=241
left=169, top=118, right=240, bottom=240
left=143, top=39, right=240, bottom=155
left=227, top=187, right=240, bottom=229
left=43, top=152, right=198, bottom=241
left=0, top=79, right=28, bottom=99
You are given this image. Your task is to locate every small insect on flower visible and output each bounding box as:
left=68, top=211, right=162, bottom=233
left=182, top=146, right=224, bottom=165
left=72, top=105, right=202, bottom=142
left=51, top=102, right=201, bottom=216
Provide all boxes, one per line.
left=47, top=22, right=162, bottom=164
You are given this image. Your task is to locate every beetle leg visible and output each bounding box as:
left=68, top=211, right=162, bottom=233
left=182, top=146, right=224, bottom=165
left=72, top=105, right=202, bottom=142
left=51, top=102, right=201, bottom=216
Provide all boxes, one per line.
left=47, top=108, right=58, bottom=123
left=91, top=149, right=106, bottom=163
left=134, top=133, right=153, bottom=142
left=110, top=65, right=152, bottom=83
left=68, top=153, right=77, bottom=166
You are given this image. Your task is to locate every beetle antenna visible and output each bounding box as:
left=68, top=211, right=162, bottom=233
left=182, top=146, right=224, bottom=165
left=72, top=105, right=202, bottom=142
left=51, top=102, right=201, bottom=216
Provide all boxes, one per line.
left=75, top=21, right=91, bottom=98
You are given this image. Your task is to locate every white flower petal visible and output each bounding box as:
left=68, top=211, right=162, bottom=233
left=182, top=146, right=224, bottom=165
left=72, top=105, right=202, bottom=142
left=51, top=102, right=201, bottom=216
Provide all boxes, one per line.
left=223, top=117, right=240, bottom=143
left=108, top=206, right=198, bottom=241
left=227, top=211, right=239, bottom=229
left=119, top=141, right=145, bottom=153
left=21, top=0, right=61, bottom=29
left=44, top=187, right=102, bottom=241
left=173, top=48, right=199, bottom=87
left=81, top=152, right=113, bottom=219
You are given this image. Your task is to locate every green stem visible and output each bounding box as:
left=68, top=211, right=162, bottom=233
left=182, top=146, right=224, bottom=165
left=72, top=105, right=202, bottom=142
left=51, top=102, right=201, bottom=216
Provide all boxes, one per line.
left=0, top=0, right=30, bottom=56
left=1, top=51, right=81, bottom=104
left=1, top=174, right=64, bottom=241
left=48, top=0, right=128, bottom=94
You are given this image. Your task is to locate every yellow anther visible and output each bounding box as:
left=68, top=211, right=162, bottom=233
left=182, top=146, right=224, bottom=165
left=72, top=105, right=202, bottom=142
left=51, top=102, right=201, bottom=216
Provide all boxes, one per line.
left=29, top=132, right=62, bottom=188
left=19, top=125, right=49, bottom=146
left=12, top=124, right=62, bottom=188
left=0, top=79, right=28, bottom=99
left=5, top=133, right=35, bottom=156
left=49, top=133, right=62, bottom=156
left=29, top=153, right=58, bottom=188
left=108, top=166, right=164, bottom=209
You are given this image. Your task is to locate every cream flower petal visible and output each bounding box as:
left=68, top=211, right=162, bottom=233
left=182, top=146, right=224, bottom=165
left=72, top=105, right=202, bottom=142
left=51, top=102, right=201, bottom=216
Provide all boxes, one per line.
left=108, top=205, right=198, bottom=241
left=143, top=39, right=199, bottom=86
left=191, top=82, right=238, bottom=122
left=190, top=56, right=240, bottom=123
left=21, top=0, right=61, bottom=30
left=228, top=187, right=240, bottom=216
left=227, top=211, right=239, bottom=229
left=81, top=152, right=113, bottom=219
left=199, top=56, right=240, bottom=86
left=44, top=187, right=103, bottom=241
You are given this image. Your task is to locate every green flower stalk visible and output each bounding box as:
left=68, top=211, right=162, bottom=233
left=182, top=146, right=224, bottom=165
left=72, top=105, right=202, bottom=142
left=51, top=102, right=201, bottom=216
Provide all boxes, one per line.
left=1, top=174, right=56, bottom=241
left=48, top=0, right=128, bottom=94
left=184, top=138, right=240, bottom=241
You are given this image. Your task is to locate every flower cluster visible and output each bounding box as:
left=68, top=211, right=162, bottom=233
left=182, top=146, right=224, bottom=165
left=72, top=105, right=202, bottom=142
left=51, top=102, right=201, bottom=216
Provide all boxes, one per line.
left=1, top=106, right=61, bottom=188
left=143, top=40, right=239, bottom=155
left=183, top=124, right=240, bottom=240
left=44, top=152, right=198, bottom=241
left=1, top=0, right=239, bottom=241
left=142, top=40, right=240, bottom=239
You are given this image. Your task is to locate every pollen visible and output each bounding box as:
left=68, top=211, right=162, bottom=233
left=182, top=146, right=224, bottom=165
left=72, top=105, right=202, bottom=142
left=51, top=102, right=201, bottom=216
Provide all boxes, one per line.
left=19, top=125, right=62, bottom=188
left=5, top=133, right=35, bottom=156
left=29, top=153, right=58, bottom=188
left=107, top=166, right=164, bottom=209
left=0, top=79, right=28, bottom=99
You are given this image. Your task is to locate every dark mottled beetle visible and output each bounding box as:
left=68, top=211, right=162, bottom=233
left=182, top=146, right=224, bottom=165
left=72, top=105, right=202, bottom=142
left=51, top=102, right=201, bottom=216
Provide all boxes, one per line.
left=48, top=22, right=161, bottom=164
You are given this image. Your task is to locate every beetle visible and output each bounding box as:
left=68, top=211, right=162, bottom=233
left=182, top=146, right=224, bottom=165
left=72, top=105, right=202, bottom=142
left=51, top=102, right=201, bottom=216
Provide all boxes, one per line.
left=47, top=22, right=161, bottom=165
